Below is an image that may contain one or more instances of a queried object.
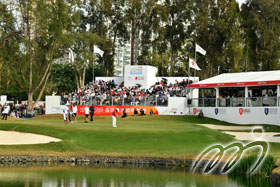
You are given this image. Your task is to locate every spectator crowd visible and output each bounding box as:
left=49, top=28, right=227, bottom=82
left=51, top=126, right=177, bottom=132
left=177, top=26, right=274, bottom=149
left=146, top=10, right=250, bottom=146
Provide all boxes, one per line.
left=61, top=79, right=192, bottom=107
left=0, top=103, right=44, bottom=120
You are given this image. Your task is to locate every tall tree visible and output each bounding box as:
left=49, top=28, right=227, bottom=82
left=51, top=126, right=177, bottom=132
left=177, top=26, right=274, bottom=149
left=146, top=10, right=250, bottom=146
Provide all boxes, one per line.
left=10, top=0, right=71, bottom=111
left=81, top=0, right=127, bottom=76
left=0, top=2, right=21, bottom=92
left=192, top=0, right=243, bottom=78
left=0, top=2, right=21, bottom=50
left=163, top=0, right=193, bottom=76
left=214, top=0, right=243, bottom=73
left=126, top=0, right=144, bottom=65
left=71, top=31, right=97, bottom=88
left=241, top=0, right=280, bottom=71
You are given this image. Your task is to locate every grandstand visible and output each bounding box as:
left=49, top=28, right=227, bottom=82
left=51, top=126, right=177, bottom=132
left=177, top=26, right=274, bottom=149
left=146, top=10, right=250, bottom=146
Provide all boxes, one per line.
left=60, top=78, right=191, bottom=107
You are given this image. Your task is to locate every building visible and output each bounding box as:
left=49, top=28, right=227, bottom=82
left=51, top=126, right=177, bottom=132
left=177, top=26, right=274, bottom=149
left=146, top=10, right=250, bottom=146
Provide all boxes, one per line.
left=188, top=70, right=280, bottom=125
left=113, top=34, right=140, bottom=77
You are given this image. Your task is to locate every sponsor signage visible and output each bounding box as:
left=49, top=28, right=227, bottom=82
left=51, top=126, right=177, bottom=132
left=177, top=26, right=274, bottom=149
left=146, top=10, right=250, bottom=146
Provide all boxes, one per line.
left=193, top=108, right=197, bottom=115
left=50, top=107, right=63, bottom=113
left=188, top=80, right=280, bottom=88
left=239, top=108, right=250, bottom=115
left=191, top=107, right=280, bottom=126
left=239, top=108, right=243, bottom=115
left=73, top=105, right=158, bottom=116
left=264, top=108, right=278, bottom=115
left=264, top=108, right=269, bottom=115
left=129, top=67, right=143, bottom=75
left=135, top=76, right=144, bottom=80
left=169, top=108, right=177, bottom=113
left=214, top=108, right=226, bottom=115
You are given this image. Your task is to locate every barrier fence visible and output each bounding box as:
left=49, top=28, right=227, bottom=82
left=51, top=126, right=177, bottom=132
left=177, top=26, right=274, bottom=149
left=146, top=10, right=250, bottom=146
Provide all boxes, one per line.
left=191, top=96, right=279, bottom=107
left=61, top=95, right=169, bottom=107
left=61, top=95, right=279, bottom=108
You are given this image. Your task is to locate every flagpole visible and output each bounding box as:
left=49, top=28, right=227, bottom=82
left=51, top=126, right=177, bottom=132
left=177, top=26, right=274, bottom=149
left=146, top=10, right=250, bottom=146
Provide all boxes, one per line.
left=188, top=56, right=190, bottom=85
left=188, top=46, right=191, bottom=85
left=186, top=56, right=190, bottom=105
left=93, top=46, right=95, bottom=82
left=194, top=44, right=197, bottom=81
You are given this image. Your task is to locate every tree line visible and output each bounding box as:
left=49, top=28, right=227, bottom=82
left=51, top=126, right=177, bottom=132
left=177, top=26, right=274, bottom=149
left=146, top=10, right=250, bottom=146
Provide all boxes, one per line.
left=0, top=0, right=279, bottom=110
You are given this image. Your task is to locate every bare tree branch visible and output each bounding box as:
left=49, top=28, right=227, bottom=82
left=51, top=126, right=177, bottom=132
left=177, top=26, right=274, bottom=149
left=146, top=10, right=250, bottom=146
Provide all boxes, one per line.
left=31, top=39, right=57, bottom=95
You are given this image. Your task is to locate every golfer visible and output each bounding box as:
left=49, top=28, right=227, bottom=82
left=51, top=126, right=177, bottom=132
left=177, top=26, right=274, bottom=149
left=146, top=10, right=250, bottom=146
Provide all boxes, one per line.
left=63, top=104, right=70, bottom=125
left=72, top=104, right=78, bottom=123
left=2, top=104, right=9, bottom=120
left=112, top=109, right=118, bottom=128
left=89, top=105, right=95, bottom=123
left=85, top=105, right=89, bottom=123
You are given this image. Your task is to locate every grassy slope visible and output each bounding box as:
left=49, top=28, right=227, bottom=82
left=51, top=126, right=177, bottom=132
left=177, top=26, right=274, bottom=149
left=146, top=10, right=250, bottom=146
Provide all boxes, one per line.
left=0, top=115, right=235, bottom=158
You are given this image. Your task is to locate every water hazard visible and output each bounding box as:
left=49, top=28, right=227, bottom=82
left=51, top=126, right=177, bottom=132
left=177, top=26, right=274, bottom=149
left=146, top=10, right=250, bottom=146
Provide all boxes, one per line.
left=0, top=164, right=269, bottom=187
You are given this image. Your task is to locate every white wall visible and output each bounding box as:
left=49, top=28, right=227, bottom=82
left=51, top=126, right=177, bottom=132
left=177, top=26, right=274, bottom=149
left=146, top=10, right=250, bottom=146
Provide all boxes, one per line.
left=168, top=97, right=187, bottom=115
left=45, top=95, right=188, bottom=116
left=46, top=96, right=62, bottom=114
left=124, top=65, right=157, bottom=89
left=190, top=107, right=280, bottom=126
left=155, top=97, right=187, bottom=115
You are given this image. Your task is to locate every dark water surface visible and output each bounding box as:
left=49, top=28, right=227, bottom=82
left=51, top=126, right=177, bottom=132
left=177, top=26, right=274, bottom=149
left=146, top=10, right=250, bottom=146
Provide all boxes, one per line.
left=0, top=165, right=271, bottom=187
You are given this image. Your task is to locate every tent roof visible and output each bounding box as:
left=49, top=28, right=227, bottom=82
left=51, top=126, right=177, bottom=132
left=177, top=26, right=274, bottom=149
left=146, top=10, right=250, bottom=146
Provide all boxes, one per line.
left=188, top=70, right=280, bottom=88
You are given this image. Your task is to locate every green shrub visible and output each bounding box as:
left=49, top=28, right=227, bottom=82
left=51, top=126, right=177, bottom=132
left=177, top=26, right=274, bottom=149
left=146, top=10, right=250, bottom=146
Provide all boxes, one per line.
left=229, top=155, right=276, bottom=177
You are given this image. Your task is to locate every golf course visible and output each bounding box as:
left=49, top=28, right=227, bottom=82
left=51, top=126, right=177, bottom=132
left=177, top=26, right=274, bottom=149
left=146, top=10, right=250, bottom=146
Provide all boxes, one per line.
left=0, top=115, right=280, bottom=160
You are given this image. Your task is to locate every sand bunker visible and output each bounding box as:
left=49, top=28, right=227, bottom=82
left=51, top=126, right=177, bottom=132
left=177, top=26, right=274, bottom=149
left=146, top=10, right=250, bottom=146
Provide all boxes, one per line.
left=222, top=131, right=280, bottom=143
left=200, top=124, right=280, bottom=143
left=0, top=131, right=61, bottom=145
left=200, top=124, right=263, bottom=131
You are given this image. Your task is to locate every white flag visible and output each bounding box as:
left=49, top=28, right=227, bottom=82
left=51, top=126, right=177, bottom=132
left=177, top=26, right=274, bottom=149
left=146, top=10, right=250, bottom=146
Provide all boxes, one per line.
left=69, top=48, right=74, bottom=63
left=94, top=45, right=104, bottom=57
left=189, top=58, right=201, bottom=71
left=195, top=44, right=206, bottom=55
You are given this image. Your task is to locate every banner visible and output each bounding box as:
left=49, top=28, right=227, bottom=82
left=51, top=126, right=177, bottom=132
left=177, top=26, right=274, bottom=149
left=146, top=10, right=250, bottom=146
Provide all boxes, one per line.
left=72, top=105, right=159, bottom=116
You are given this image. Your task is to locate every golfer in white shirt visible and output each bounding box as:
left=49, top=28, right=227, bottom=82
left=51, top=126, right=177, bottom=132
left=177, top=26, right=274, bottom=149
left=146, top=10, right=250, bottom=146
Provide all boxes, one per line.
left=85, top=105, right=89, bottom=123
left=72, top=104, right=78, bottom=123
left=63, top=104, right=70, bottom=125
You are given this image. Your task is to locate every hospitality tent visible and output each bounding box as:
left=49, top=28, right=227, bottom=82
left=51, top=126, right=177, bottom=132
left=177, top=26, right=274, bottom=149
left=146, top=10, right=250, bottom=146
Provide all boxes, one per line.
left=188, top=70, right=280, bottom=88
left=186, top=71, right=280, bottom=125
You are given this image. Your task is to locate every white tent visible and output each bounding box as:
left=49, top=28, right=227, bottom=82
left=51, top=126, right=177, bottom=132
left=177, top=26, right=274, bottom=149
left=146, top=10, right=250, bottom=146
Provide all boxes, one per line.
left=188, top=70, right=280, bottom=88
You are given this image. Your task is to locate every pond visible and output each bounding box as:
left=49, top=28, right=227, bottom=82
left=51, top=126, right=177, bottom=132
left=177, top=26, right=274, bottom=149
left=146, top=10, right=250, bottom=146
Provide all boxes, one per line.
left=0, top=165, right=272, bottom=187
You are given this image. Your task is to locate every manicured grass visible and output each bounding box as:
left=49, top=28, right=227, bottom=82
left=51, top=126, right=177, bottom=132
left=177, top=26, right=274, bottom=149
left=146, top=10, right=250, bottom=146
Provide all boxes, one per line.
left=0, top=115, right=279, bottom=160
left=0, top=115, right=234, bottom=158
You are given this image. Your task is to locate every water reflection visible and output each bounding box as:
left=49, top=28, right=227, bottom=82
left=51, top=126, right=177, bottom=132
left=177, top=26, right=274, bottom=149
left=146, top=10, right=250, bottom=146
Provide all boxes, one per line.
left=229, top=175, right=272, bottom=187
left=0, top=166, right=247, bottom=187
